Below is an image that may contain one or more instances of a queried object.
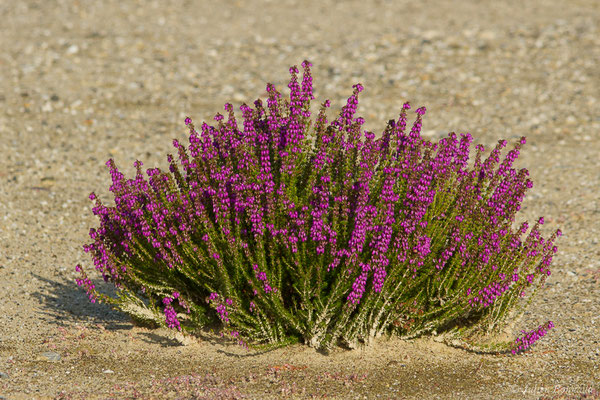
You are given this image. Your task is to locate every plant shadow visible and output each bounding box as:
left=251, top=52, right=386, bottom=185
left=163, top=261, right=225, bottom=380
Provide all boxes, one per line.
left=29, top=273, right=301, bottom=354
left=31, top=273, right=131, bottom=330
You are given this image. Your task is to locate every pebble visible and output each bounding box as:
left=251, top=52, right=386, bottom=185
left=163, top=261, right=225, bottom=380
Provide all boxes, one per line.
left=38, top=352, right=61, bottom=362
left=421, top=30, right=440, bottom=42
left=0, top=371, right=9, bottom=379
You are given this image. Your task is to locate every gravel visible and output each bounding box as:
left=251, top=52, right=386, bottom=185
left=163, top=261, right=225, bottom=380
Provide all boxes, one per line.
left=0, top=0, right=598, bottom=398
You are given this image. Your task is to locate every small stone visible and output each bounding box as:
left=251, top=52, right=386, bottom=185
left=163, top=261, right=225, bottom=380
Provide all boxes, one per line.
left=39, top=351, right=61, bottom=362
left=103, top=369, right=114, bottom=374
left=478, top=30, right=497, bottom=41
left=421, top=30, right=440, bottom=42
left=566, top=115, right=577, bottom=125
left=365, top=53, right=378, bottom=62
left=445, top=36, right=462, bottom=49
left=0, top=371, right=9, bottom=379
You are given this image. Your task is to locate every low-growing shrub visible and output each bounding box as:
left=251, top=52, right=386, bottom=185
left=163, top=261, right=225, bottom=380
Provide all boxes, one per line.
left=75, top=61, right=560, bottom=354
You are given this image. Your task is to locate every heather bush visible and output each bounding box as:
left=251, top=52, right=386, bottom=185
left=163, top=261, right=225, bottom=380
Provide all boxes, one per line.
left=75, top=61, right=560, bottom=354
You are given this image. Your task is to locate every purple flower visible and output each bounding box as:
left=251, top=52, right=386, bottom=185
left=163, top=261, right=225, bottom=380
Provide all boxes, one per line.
left=511, top=321, right=554, bottom=354
left=163, top=298, right=181, bottom=331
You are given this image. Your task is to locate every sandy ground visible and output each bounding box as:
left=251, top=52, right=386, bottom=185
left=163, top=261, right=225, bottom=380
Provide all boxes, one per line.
left=0, top=0, right=599, bottom=398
